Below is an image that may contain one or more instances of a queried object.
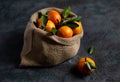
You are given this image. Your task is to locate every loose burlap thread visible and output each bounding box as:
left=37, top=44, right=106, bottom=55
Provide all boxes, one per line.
left=20, top=7, right=83, bottom=67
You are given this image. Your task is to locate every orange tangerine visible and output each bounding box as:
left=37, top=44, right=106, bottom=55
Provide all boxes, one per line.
left=77, top=57, right=96, bottom=75
left=57, top=26, right=73, bottom=38
left=48, top=10, right=61, bottom=25
left=37, top=18, right=42, bottom=29
left=45, top=20, right=56, bottom=32
left=72, top=21, right=83, bottom=35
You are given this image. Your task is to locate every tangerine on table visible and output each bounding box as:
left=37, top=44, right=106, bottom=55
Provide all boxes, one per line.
left=48, top=9, right=61, bottom=25
left=72, top=21, right=83, bottom=35
left=45, top=20, right=56, bottom=32
left=77, top=57, right=96, bottom=75
left=56, top=26, right=73, bottom=38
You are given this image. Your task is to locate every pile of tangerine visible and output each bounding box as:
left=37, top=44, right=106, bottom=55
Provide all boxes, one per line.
left=36, top=7, right=83, bottom=38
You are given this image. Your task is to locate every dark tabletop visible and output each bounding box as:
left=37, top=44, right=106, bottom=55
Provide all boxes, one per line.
left=0, top=0, right=120, bottom=82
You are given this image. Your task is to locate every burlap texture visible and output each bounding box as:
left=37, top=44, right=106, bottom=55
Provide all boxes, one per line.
left=20, top=7, right=84, bottom=67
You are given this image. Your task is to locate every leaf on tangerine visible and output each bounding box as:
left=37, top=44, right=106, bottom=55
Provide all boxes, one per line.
left=86, top=62, right=92, bottom=71
left=41, top=15, right=48, bottom=29
left=62, top=6, right=71, bottom=18
left=52, top=28, right=57, bottom=35
left=65, top=22, right=79, bottom=28
left=88, top=62, right=96, bottom=69
left=62, top=16, right=82, bottom=24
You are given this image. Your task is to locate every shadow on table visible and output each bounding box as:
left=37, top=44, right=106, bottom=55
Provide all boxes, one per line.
left=0, top=30, right=24, bottom=67
left=70, top=65, right=88, bottom=79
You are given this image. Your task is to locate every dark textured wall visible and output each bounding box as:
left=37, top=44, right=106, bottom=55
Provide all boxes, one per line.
left=0, top=0, right=120, bottom=82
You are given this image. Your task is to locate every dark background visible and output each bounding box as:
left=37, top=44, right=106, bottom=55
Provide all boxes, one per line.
left=0, top=0, right=120, bottom=82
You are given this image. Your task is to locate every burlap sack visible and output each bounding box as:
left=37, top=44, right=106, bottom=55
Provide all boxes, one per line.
left=20, top=7, right=83, bottom=67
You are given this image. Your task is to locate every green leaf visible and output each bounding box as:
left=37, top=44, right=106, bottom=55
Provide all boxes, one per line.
left=52, top=28, right=57, bottom=35
left=41, top=15, right=48, bottom=29
left=65, top=22, right=79, bottom=28
left=74, top=16, right=82, bottom=21
left=88, top=46, right=95, bottom=55
left=38, top=12, right=42, bottom=18
left=62, top=6, right=71, bottom=18
left=88, top=62, right=96, bottom=69
left=62, top=16, right=82, bottom=24
left=86, top=62, right=92, bottom=71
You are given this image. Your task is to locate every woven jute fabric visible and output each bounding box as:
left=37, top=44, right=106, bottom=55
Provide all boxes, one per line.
left=20, top=7, right=83, bottom=67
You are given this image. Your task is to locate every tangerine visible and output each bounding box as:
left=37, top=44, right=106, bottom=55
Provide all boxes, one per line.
left=57, top=26, right=73, bottom=38
left=45, top=20, right=56, bottom=32
left=72, top=21, right=83, bottom=35
left=37, top=18, right=42, bottom=29
left=48, top=10, right=61, bottom=25
left=77, top=57, right=96, bottom=75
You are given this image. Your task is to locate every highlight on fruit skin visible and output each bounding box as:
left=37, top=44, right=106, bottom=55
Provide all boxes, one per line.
left=77, top=57, right=96, bottom=75
left=48, top=9, right=61, bottom=25
left=56, top=26, right=73, bottom=38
